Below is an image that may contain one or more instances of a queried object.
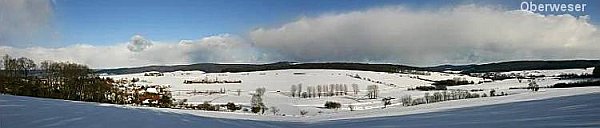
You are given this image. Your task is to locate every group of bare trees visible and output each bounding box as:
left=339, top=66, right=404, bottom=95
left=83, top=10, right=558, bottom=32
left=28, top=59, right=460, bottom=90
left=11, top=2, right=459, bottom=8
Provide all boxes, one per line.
left=1, top=55, right=36, bottom=78
left=528, top=80, right=540, bottom=91
left=366, top=85, right=379, bottom=99
left=290, top=84, right=354, bottom=98
left=1, top=54, right=127, bottom=104
left=289, top=83, right=374, bottom=99
left=401, top=90, right=489, bottom=106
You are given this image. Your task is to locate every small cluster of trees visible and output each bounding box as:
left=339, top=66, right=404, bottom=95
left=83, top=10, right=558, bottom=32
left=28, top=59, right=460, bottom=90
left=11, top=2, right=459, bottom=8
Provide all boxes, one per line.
left=366, top=85, right=379, bottom=99
left=197, top=101, right=221, bottom=111
left=401, top=90, right=493, bottom=106
left=290, top=84, right=353, bottom=98
left=1, top=55, right=128, bottom=104
left=324, top=101, right=341, bottom=109
left=399, top=70, right=431, bottom=75
left=144, top=72, right=164, bottom=76
left=382, top=97, right=393, bottom=108
left=556, top=73, right=588, bottom=79
left=188, top=88, right=226, bottom=95
left=153, top=92, right=173, bottom=108
left=470, top=73, right=515, bottom=81
left=182, top=101, right=241, bottom=111
left=509, top=80, right=543, bottom=91
left=556, top=67, right=600, bottom=79
left=349, top=74, right=396, bottom=87
left=249, top=88, right=284, bottom=115
left=183, top=77, right=242, bottom=84
left=226, top=102, right=242, bottom=112
left=553, top=80, right=600, bottom=88
left=174, top=99, right=188, bottom=108
left=251, top=87, right=267, bottom=114
left=528, top=80, right=540, bottom=91
left=410, top=85, right=446, bottom=91
left=432, top=78, right=474, bottom=86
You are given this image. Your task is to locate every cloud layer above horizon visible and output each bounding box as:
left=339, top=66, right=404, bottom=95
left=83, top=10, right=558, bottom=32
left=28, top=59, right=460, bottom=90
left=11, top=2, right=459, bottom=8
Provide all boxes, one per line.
left=1, top=4, right=599, bottom=68
left=251, top=5, right=599, bottom=66
left=0, top=0, right=54, bottom=47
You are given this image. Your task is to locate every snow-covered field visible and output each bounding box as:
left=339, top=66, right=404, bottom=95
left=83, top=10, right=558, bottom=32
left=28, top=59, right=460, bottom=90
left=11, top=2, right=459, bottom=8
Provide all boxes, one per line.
left=107, top=69, right=486, bottom=116
left=2, top=68, right=599, bottom=127
left=103, top=68, right=596, bottom=117
left=495, top=67, right=595, bottom=77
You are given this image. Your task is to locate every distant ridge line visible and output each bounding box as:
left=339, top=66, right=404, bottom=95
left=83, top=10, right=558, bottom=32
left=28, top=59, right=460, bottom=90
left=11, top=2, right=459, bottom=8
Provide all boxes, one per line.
left=95, top=60, right=600, bottom=75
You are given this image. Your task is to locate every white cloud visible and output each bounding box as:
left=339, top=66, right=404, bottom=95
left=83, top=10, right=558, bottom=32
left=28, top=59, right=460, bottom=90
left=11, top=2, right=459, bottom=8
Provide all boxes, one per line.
left=177, top=34, right=262, bottom=63
left=250, top=5, right=600, bottom=66
left=127, top=35, right=153, bottom=52
left=0, top=34, right=262, bottom=68
left=0, top=0, right=54, bottom=46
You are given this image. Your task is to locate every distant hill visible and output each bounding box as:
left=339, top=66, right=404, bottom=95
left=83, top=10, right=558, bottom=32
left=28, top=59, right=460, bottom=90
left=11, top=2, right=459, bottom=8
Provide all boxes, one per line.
left=95, top=62, right=421, bottom=75
left=96, top=60, right=600, bottom=75
left=426, top=60, right=600, bottom=73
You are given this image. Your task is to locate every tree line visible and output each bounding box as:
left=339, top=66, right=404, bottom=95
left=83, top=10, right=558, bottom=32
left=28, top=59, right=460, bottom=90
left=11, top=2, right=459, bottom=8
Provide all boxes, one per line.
left=290, top=84, right=369, bottom=98
left=401, top=89, right=507, bottom=106
left=1, top=54, right=126, bottom=104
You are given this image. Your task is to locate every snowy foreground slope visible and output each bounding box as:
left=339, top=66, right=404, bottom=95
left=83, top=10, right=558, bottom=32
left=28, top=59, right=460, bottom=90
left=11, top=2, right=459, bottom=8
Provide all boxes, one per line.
left=0, top=94, right=282, bottom=128
left=1, top=91, right=600, bottom=128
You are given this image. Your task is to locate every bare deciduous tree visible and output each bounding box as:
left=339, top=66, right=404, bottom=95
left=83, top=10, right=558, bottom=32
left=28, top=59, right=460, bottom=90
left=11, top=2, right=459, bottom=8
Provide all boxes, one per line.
left=313, top=86, right=317, bottom=97
left=317, top=85, right=322, bottom=97
left=352, top=84, right=359, bottom=95
left=367, top=85, right=379, bottom=99
left=343, top=84, right=348, bottom=95
left=528, top=80, right=539, bottom=91
left=307, top=86, right=313, bottom=98
left=256, top=87, right=266, bottom=96
left=270, top=106, right=280, bottom=115
left=291, top=84, right=297, bottom=97
left=297, top=84, right=303, bottom=97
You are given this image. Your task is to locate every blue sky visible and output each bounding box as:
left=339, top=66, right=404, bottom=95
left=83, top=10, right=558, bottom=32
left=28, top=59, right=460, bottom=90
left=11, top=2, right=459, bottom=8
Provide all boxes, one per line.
left=53, top=0, right=405, bottom=46
left=1, top=0, right=599, bottom=68
left=49, top=0, right=599, bottom=47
